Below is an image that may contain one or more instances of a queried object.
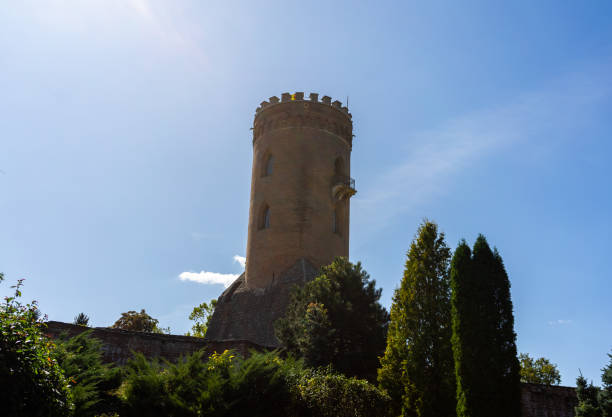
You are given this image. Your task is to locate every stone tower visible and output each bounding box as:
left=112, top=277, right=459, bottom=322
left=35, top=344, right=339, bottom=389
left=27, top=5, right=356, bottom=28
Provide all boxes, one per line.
left=246, top=92, right=355, bottom=288
left=205, top=92, right=355, bottom=349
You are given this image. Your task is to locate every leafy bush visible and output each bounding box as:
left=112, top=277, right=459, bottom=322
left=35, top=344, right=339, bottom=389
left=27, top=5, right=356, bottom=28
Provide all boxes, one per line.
left=295, top=368, right=392, bottom=417
left=0, top=275, right=72, bottom=416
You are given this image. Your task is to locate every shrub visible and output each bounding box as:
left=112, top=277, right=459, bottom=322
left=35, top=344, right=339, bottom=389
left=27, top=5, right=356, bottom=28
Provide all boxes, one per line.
left=118, top=349, right=390, bottom=417
left=54, top=330, right=123, bottom=416
left=0, top=275, right=72, bottom=416
left=295, top=368, right=392, bottom=417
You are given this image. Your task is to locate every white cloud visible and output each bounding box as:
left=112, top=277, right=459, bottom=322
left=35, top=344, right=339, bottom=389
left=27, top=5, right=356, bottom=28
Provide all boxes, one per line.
left=233, top=255, right=246, bottom=268
left=548, top=319, right=573, bottom=326
left=179, top=255, right=245, bottom=287
left=179, top=271, right=238, bottom=288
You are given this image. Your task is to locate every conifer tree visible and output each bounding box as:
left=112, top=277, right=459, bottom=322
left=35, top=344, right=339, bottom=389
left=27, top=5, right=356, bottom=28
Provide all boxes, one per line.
left=276, top=257, right=389, bottom=381
left=450, top=235, right=521, bottom=417
left=450, top=240, right=474, bottom=417
left=600, top=352, right=612, bottom=417
left=378, top=221, right=456, bottom=417
left=575, top=375, right=601, bottom=417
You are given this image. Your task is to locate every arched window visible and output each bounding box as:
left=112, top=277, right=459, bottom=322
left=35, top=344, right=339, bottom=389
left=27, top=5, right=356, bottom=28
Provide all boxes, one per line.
left=334, top=157, right=345, bottom=176
left=262, top=154, right=274, bottom=177
left=259, top=204, right=270, bottom=230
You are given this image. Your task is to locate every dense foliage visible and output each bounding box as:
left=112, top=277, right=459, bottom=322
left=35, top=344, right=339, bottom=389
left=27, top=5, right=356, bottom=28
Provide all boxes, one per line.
left=450, top=236, right=521, bottom=417
left=378, top=221, right=456, bottom=417
left=519, top=352, right=561, bottom=385
left=111, top=309, right=167, bottom=333
left=575, top=352, right=612, bottom=417
left=602, top=352, right=612, bottom=417
left=576, top=375, right=602, bottom=417
left=296, top=369, right=392, bottom=417
left=275, top=257, right=389, bottom=380
left=54, top=331, right=123, bottom=416
left=119, top=349, right=391, bottom=417
left=187, top=299, right=217, bottom=337
left=0, top=274, right=71, bottom=417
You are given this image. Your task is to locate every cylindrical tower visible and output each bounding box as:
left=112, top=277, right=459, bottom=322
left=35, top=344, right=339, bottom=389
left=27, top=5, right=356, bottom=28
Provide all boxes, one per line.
left=245, top=92, right=356, bottom=289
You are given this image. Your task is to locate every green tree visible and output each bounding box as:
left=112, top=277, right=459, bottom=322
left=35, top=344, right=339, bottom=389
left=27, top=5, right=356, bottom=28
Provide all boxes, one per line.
left=73, top=312, right=90, bottom=326
left=600, top=352, right=612, bottom=417
left=450, top=236, right=521, bottom=417
left=111, top=309, right=168, bottom=333
left=576, top=374, right=601, bottom=417
left=519, top=353, right=561, bottom=385
left=54, top=331, right=123, bottom=417
left=0, top=274, right=72, bottom=416
left=275, top=257, right=389, bottom=381
left=378, top=221, right=456, bottom=417
left=186, top=299, right=217, bottom=337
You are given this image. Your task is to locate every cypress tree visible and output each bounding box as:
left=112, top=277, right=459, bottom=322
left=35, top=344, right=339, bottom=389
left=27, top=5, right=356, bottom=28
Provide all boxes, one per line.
left=450, top=240, right=475, bottom=417
left=451, top=235, right=521, bottom=417
left=378, top=221, right=456, bottom=417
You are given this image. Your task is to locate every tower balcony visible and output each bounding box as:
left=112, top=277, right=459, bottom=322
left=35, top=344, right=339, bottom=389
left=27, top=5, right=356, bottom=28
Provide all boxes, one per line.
left=332, top=175, right=357, bottom=200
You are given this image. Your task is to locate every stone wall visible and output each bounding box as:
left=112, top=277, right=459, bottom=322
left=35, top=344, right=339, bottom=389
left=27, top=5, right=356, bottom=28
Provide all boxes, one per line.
left=45, top=321, right=577, bottom=417
left=521, top=383, right=577, bottom=417
left=44, top=321, right=261, bottom=365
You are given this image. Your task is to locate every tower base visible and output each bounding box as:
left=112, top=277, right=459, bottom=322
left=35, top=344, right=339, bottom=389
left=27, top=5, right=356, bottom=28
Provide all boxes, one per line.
left=205, top=258, right=319, bottom=348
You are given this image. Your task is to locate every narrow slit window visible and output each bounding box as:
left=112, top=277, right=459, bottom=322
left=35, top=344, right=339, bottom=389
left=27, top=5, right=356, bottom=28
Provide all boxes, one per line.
left=332, top=210, right=337, bottom=234
left=334, top=157, right=344, bottom=176
left=333, top=207, right=341, bottom=235
left=264, top=207, right=270, bottom=229
left=259, top=205, right=270, bottom=230
left=263, top=155, right=274, bottom=177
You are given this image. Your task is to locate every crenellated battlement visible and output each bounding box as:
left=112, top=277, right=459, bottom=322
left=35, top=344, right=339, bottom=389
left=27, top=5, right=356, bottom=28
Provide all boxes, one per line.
left=256, top=92, right=351, bottom=117
left=253, top=91, right=353, bottom=146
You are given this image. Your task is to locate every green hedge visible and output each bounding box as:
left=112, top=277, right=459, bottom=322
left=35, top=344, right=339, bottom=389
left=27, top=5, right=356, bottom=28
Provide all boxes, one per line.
left=118, top=350, right=391, bottom=417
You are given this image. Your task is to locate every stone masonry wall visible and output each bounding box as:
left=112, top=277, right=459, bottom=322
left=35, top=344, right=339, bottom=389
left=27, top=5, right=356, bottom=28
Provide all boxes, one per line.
left=46, top=321, right=577, bottom=417
left=44, top=321, right=261, bottom=365
left=521, top=383, right=577, bottom=417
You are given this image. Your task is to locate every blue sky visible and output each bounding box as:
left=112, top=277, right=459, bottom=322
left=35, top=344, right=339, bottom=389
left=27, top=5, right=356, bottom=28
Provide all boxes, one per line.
left=1, top=1, right=611, bottom=385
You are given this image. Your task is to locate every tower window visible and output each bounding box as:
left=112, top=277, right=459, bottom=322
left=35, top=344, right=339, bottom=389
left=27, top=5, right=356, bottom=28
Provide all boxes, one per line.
left=264, top=208, right=270, bottom=228
left=334, top=157, right=345, bottom=176
left=262, top=154, right=274, bottom=177
left=333, top=207, right=341, bottom=236
left=259, top=205, right=270, bottom=230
